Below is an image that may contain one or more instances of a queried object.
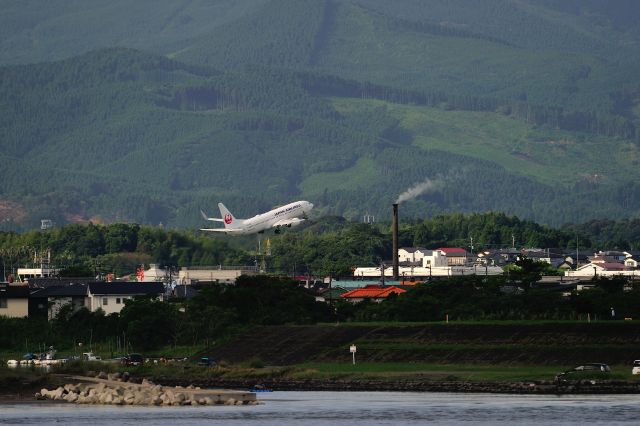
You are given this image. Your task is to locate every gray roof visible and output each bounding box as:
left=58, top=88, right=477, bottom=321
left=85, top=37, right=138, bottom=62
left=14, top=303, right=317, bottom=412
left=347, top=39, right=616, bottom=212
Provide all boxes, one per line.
left=31, top=284, right=87, bottom=298
left=27, top=277, right=98, bottom=289
left=399, top=247, right=427, bottom=253
left=88, top=282, right=164, bottom=295
left=0, top=284, right=30, bottom=298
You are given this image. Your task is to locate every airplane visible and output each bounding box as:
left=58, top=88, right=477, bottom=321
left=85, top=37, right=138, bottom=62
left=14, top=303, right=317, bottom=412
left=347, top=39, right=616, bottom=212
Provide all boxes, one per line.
left=200, top=201, right=314, bottom=235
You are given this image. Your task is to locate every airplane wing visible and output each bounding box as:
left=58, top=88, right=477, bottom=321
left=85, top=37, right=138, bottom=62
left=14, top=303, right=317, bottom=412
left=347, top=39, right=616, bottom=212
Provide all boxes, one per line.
left=272, top=218, right=305, bottom=228
left=200, top=228, right=244, bottom=233
left=200, top=209, right=225, bottom=222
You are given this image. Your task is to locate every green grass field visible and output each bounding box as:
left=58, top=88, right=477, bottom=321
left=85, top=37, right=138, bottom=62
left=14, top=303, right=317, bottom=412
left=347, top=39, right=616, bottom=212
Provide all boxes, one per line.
left=293, top=362, right=635, bottom=382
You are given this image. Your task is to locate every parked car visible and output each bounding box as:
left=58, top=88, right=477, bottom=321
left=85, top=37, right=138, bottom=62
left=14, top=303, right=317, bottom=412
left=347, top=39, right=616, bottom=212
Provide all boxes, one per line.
left=554, top=363, right=611, bottom=384
left=197, top=356, right=216, bottom=367
left=121, top=353, right=144, bottom=366
left=632, top=360, right=640, bottom=375
left=82, top=352, right=102, bottom=361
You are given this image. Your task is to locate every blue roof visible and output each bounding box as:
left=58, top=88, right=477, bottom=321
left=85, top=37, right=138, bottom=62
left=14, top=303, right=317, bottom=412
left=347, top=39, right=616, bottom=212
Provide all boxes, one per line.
left=331, top=280, right=404, bottom=289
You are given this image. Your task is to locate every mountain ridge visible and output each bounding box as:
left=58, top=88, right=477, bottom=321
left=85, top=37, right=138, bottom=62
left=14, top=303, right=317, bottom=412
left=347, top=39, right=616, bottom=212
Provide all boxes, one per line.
left=2, top=2, right=640, bottom=229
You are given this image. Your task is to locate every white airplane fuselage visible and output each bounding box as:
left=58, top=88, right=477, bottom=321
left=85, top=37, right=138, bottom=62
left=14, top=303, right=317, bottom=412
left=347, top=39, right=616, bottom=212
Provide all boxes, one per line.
left=201, top=201, right=314, bottom=235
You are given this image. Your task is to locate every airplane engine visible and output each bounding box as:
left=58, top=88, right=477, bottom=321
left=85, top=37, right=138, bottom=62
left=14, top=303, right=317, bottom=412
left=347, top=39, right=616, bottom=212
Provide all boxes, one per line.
left=284, top=218, right=305, bottom=228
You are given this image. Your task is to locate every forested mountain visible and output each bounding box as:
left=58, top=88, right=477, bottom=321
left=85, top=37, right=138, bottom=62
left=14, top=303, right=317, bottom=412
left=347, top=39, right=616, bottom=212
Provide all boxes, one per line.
left=1, top=1, right=640, bottom=230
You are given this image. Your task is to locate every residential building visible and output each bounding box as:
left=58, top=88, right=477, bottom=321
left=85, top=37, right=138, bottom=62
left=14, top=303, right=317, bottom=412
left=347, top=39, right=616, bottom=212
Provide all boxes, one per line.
left=87, top=282, right=165, bottom=314
left=520, top=249, right=565, bottom=268
left=315, top=286, right=348, bottom=303
left=398, top=247, right=429, bottom=264
left=178, top=266, right=259, bottom=285
left=588, top=255, right=621, bottom=265
left=421, top=250, right=449, bottom=268
left=595, top=251, right=627, bottom=262
left=565, top=263, right=637, bottom=278
left=0, top=283, right=29, bottom=318
left=341, top=285, right=407, bottom=303
left=625, top=257, right=639, bottom=269
left=437, top=247, right=470, bottom=266
left=30, top=284, right=88, bottom=320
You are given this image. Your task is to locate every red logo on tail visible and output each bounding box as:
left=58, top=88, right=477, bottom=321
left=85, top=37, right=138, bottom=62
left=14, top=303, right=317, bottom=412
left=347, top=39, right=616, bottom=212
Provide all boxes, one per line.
left=224, top=213, right=233, bottom=225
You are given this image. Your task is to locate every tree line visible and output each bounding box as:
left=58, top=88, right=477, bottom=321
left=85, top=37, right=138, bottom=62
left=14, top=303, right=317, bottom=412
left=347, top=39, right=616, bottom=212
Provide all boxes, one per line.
left=1, top=274, right=636, bottom=354
left=2, top=211, right=639, bottom=279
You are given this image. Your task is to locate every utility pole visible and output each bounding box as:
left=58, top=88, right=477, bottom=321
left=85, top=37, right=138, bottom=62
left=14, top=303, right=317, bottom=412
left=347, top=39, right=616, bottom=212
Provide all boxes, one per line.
left=576, top=234, right=579, bottom=270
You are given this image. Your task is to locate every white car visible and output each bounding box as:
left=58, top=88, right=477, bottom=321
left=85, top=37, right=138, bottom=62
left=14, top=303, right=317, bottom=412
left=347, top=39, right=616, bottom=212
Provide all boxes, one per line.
left=632, top=360, right=640, bottom=375
left=82, top=352, right=102, bottom=361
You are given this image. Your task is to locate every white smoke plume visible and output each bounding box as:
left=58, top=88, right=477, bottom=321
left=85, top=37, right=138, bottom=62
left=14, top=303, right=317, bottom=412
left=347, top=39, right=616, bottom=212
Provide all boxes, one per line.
left=395, top=178, right=442, bottom=204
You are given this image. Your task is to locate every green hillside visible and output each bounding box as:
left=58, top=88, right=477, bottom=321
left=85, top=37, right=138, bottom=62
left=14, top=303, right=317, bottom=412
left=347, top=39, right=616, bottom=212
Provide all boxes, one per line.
left=2, top=1, right=640, bottom=229
left=0, top=0, right=267, bottom=65
left=175, top=0, right=640, bottom=116
left=327, top=98, right=640, bottom=186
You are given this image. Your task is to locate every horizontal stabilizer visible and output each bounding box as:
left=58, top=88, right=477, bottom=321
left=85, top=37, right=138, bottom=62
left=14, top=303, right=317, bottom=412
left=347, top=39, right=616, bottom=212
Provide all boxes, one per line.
left=200, top=209, right=225, bottom=222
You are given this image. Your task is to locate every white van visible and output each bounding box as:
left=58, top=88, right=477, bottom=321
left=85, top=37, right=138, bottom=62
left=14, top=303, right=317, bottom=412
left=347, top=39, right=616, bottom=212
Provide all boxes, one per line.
left=82, top=352, right=102, bottom=361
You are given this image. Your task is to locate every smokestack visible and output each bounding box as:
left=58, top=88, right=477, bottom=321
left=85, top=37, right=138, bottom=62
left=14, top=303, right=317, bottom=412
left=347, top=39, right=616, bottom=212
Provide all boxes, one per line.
left=392, top=203, right=399, bottom=281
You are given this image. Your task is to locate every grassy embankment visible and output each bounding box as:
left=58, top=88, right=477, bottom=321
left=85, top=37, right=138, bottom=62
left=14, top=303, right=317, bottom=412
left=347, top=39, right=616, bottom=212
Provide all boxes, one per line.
left=3, top=321, right=640, bottom=387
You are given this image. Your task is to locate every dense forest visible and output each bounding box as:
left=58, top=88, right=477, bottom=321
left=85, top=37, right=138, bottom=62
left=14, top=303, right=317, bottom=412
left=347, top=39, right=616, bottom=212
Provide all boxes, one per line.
left=1, top=1, right=640, bottom=229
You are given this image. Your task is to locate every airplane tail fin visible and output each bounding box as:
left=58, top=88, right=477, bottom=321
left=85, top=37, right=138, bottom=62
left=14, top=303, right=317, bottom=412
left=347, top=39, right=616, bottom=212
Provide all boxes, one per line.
left=218, top=203, right=238, bottom=228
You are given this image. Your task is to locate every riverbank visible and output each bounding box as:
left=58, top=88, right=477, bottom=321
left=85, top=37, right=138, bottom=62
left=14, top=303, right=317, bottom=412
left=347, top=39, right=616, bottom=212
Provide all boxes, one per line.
left=2, top=372, right=640, bottom=404
left=0, top=370, right=61, bottom=403
left=153, top=376, right=640, bottom=395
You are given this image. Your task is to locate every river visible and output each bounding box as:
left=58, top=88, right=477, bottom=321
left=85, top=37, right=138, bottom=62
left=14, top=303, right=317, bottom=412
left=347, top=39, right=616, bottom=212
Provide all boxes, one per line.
left=2, top=391, right=640, bottom=425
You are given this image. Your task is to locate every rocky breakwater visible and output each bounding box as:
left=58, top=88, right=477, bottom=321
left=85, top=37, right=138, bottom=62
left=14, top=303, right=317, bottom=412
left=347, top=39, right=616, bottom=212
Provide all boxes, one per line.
left=36, top=372, right=258, bottom=406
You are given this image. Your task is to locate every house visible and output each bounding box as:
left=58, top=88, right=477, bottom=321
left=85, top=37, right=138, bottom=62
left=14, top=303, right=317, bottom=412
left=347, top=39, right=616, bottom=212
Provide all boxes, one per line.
left=87, top=282, right=165, bottom=314
left=437, top=248, right=470, bottom=266
left=30, top=284, right=88, bottom=320
left=562, top=253, right=590, bottom=268
left=625, top=257, right=640, bottom=269
left=588, top=255, right=622, bottom=265
left=0, top=283, right=29, bottom=318
left=595, top=251, right=627, bottom=262
left=27, top=277, right=96, bottom=289
left=341, top=285, right=406, bottom=303
left=564, top=262, right=635, bottom=278
left=398, top=247, right=429, bottom=264
left=315, top=286, right=348, bottom=303
left=178, top=266, right=259, bottom=284
left=497, top=248, right=521, bottom=263
left=478, top=250, right=507, bottom=266
left=420, top=250, right=449, bottom=268
left=520, top=249, right=565, bottom=268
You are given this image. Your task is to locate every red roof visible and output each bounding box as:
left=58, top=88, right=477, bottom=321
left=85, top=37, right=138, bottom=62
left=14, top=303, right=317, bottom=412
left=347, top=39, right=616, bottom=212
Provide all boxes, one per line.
left=341, top=286, right=406, bottom=299
left=599, top=263, right=626, bottom=270
left=437, top=247, right=468, bottom=255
